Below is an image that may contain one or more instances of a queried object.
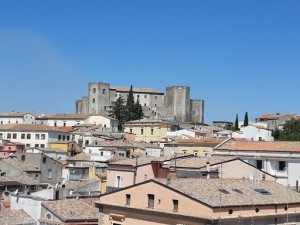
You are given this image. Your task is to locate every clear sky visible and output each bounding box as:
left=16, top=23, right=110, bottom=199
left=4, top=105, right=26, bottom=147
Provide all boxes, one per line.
left=0, top=1, right=299, bottom=124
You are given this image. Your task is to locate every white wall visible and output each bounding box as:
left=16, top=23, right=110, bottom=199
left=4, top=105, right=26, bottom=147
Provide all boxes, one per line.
left=0, top=113, right=36, bottom=125
left=241, top=125, right=274, bottom=141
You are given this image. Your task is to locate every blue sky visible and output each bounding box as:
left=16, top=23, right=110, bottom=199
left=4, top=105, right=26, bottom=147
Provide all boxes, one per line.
left=0, top=1, right=299, bottom=123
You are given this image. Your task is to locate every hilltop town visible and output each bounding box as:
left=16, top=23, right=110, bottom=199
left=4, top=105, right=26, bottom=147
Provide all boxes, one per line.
left=1, top=83, right=300, bottom=225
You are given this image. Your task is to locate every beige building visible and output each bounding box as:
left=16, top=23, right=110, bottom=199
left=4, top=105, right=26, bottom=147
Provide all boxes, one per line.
left=96, top=178, right=300, bottom=225
left=124, top=119, right=171, bottom=143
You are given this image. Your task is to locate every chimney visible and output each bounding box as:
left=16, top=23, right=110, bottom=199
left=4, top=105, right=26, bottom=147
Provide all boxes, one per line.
left=206, top=161, right=210, bottom=179
left=296, top=180, right=299, bottom=192
left=166, top=174, right=172, bottom=186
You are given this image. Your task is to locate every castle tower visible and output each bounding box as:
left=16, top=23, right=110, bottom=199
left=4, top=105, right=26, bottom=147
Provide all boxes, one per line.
left=190, top=99, right=205, bottom=124
left=165, top=86, right=190, bottom=123
left=88, top=82, right=110, bottom=114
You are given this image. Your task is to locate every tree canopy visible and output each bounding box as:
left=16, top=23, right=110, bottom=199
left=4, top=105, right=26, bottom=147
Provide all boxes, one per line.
left=234, top=114, right=239, bottom=131
left=273, top=119, right=300, bottom=141
left=110, top=85, right=144, bottom=131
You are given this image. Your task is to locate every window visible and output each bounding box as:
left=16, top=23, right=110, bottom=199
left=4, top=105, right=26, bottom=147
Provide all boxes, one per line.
left=173, top=199, right=178, bottom=211
left=67, top=136, right=70, bottom=141
left=193, top=150, right=198, bottom=157
left=93, top=98, right=95, bottom=103
left=151, top=128, right=154, bottom=135
left=35, top=144, right=39, bottom=147
left=155, top=96, right=157, bottom=99
left=228, top=209, right=233, bottom=214
left=26, top=144, right=30, bottom=148
left=130, top=128, right=132, bottom=134
left=255, top=189, right=271, bottom=195
left=144, top=95, right=147, bottom=98
left=116, top=176, right=121, bottom=188
left=12, top=133, right=17, bottom=139
left=279, top=161, right=286, bottom=171
left=144, top=103, right=146, bottom=106
left=256, top=160, right=263, bottom=170
left=141, top=128, right=144, bottom=135
left=54, top=122, right=57, bottom=127
left=41, top=134, right=45, bottom=140
left=100, top=151, right=103, bottom=156
left=43, top=157, right=46, bottom=164
left=93, top=88, right=96, bottom=94
left=219, top=188, right=230, bottom=194
left=41, top=144, right=45, bottom=148
left=63, top=122, right=66, bottom=127
left=154, top=104, right=157, bottom=107
left=137, top=95, right=140, bottom=98
left=0, top=133, right=2, bottom=139
left=0, top=121, right=2, bottom=124
left=21, top=155, right=26, bottom=161
left=182, top=150, right=187, bottom=155
left=102, top=89, right=106, bottom=94
left=148, top=194, right=154, bottom=208
left=27, top=134, right=31, bottom=139
left=126, top=194, right=131, bottom=205
left=232, top=189, right=243, bottom=194
left=7, top=133, right=11, bottom=139
left=48, top=169, right=52, bottom=179
left=35, top=134, right=40, bottom=140
left=62, top=135, right=66, bottom=141
left=58, top=135, right=61, bottom=140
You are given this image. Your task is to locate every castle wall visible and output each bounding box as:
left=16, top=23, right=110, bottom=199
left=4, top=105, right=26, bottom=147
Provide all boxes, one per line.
left=190, top=99, right=205, bottom=123
left=88, top=82, right=110, bottom=114
left=81, top=96, right=89, bottom=114
left=75, top=100, right=82, bottom=114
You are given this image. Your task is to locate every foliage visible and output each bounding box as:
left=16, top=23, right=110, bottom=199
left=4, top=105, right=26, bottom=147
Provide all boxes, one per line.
left=110, top=96, right=127, bottom=131
left=274, top=119, right=300, bottom=141
left=244, top=112, right=249, bottom=127
left=110, top=85, right=144, bottom=131
left=234, top=114, right=239, bottom=131
left=126, top=85, right=135, bottom=121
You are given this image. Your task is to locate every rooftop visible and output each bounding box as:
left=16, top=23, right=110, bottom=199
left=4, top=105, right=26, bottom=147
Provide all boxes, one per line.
left=215, top=138, right=300, bottom=152
left=42, top=199, right=98, bottom=222
left=0, top=124, right=70, bottom=133
left=39, top=113, right=89, bottom=120
left=65, top=180, right=99, bottom=190
left=0, top=175, right=40, bottom=186
left=0, top=112, right=32, bottom=118
left=155, top=178, right=300, bottom=207
left=4, top=158, right=40, bottom=172
left=0, top=209, right=35, bottom=225
left=110, top=86, right=163, bottom=94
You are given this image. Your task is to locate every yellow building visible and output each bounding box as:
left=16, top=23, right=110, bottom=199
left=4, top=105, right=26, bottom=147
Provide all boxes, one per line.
left=176, top=138, right=223, bottom=156
left=124, top=119, right=171, bottom=143
left=50, top=141, right=78, bottom=156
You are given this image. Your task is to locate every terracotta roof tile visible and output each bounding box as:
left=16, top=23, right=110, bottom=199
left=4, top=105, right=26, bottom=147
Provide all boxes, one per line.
left=0, top=209, right=35, bottom=225
left=42, top=199, right=98, bottom=222
left=4, top=158, right=40, bottom=172
left=0, top=175, right=40, bottom=185
left=215, top=139, right=300, bottom=152
left=110, top=86, right=163, bottom=94
left=0, top=112, right=31, bottom=118
left=155, top=178, right=300, bottom=207
left=0, top=124, right=70, bottom=133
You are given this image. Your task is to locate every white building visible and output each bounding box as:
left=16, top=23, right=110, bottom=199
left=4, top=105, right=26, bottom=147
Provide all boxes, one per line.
left=35, top=113, right=87, bottom=127
left=240, top=125, right=274, bottom=141
left=214, top=138, right=300, bottom=187
left=0, top=124, right=71, bottom=148
left=0, top=112, right=36, bottom=125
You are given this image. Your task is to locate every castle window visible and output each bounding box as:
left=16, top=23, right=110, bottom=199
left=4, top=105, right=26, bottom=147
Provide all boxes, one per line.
left=155, top=96, right=157, bottom=99
left=102, top=89, right=106, bottom=94
left=144, top=95, right=147, bottom=98
left=151, top=128, right=154, bottom=135
left=93, top=98, right=95, bottom=103
left=93, top=88, right=96, bottom=94
left=141, top=128, right=144, bottom=135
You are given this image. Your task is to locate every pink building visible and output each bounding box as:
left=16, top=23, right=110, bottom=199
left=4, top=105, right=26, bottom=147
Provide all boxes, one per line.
left=97, top=178, right=300, bottom=225
left=0, top=142, right=25, bottom=158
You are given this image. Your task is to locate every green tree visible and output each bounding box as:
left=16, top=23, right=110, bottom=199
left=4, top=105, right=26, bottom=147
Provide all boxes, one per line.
left=275, top=119, right=300, bottom=141
left=244, top=112, right=249, bottom=127
left=110, top=96, right=126, bottom=131
left=234, top=114, right=239, bottom=131
left=133, top=98, right=144, bottom=120
left=126, top=85, right=135, bottom=121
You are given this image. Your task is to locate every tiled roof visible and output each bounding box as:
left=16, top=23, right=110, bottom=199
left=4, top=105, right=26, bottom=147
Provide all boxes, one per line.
left=260, top=113, right=295, bottom=120
left=88, top=140, right=136, bottom=148
left=0, top=209, right=35, bottom=225
left=165, top=156, right=237, bottom=169
left=0, top=175, right=40, bottom=185
left=125, top=119, right=170, bottom=124
left=68, top=152, right=99, bottom=161
left=155, top=178, right=300, bottom=207
left=110, top=86, right=163, bottom=94
left=4, top=158, right=40, bottom=172
left=0, top=112, right=31, bottom=118
left=42, top=199, right=98, bottom=222
left=110, top=155, right=181, bottom=167
left=65, top=180, right=99, bottom=190
left=215, top=138, right=300, bottom=152
left=43, top=113, right=89, bottom=120
left=0, top=124, right=70, bottom=133
left=176, top=138, right=223, bottom=145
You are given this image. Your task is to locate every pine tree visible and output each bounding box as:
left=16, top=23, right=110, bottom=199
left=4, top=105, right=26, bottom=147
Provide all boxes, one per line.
left=110, top=96, right=126, bottom=131
left=235, top=114, right=239, bottom=131
left=134, top=98, right=144, bottom=120
left=244, top=112, right=249, bottom=127
left=126, top=85, right=135, bottom=121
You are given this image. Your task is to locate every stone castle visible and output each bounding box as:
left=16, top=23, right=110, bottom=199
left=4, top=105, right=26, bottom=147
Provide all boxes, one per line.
left=75, top=82, right=204, bottom=123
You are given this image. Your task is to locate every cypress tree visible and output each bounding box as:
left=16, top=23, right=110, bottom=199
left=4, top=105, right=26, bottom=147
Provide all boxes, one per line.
left=134, top=98, right=144, bottom=120
left=244, top=112, right=249, bottom=127
left=126, top=85, right=135, bottom=121
left=235, top=114, right=239, bottom=131
left=110, top=96, right=126, bottom=131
